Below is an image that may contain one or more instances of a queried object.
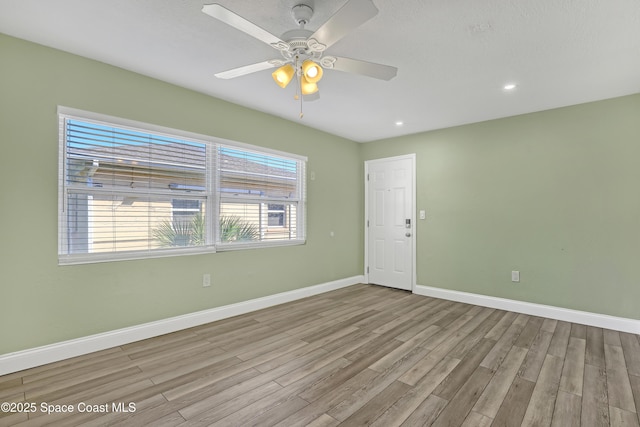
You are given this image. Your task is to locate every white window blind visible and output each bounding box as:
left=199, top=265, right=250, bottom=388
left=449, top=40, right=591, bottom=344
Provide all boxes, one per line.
left=61, top=118, right=212, bottom=262
left=58, top=108, right=306, bottom=264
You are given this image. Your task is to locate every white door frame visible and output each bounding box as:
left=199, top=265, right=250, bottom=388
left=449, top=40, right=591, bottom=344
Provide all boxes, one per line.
left=364, top=154, right=417, bottom=291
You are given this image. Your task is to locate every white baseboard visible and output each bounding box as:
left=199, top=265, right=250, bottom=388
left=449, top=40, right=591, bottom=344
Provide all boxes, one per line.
left=0, top=276, right=364, bottom=376
left=414, top=284, right=640, bottom=335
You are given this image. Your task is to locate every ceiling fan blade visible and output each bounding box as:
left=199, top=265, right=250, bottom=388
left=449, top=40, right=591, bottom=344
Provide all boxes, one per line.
left=214, top=60, right=278, bottom=79
left=309, top=0, right=378, bottom=50
left=202, top=4, right=289, bottom=51
left=330, top=56, right=397, bottom=80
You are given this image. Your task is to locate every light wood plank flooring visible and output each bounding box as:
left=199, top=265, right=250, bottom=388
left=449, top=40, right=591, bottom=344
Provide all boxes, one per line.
left=1, top=284, right=639, bottom=426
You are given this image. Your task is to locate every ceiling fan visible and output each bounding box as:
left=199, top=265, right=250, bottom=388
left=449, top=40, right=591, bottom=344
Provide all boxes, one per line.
left=202, top=0, right=397, bottom=110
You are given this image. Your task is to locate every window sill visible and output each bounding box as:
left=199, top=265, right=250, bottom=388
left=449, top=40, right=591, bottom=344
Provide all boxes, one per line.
left=58, top=246, right=217, bottom=265
left=58, top=240, right=306, bottom=265
left=216, top=239, right=306, bottom=252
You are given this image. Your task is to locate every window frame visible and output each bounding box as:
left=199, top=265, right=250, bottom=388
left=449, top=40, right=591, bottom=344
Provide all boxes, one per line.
left=58, top=106, right=307, bottom=265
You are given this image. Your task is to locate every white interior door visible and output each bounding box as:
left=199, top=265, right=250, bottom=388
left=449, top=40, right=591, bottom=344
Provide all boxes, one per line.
left=366, top=155, right=415, bottom=291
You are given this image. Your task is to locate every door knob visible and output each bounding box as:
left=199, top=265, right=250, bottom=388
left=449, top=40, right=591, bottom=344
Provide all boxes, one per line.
left=405, top=232, right=411, bottom=237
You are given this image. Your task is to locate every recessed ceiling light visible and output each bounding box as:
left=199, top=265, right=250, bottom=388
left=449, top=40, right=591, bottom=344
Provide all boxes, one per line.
left=395, top=121, right=404, bottom=126
left=503, top=83, right=517, bottom=91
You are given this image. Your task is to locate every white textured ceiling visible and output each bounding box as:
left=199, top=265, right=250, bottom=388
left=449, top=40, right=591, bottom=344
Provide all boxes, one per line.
left=1, top=0, right=639, bottom=142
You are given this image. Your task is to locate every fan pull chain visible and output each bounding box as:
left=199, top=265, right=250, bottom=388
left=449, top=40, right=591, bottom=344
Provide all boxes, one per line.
left=299, top=91, right=304, bottom=119
left=293, top=54, right=300, bottom=101
left=292, top=55, right=303, bottom=118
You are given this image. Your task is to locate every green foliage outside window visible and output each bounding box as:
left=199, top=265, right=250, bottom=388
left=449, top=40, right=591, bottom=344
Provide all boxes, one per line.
left=153, top=214, right=258, bottom=247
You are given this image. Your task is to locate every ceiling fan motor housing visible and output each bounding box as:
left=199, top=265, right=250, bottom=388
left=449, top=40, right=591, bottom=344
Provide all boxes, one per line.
left=291, top=4, right=313, bottom=27
left=279, top=28, right=322, bottom=63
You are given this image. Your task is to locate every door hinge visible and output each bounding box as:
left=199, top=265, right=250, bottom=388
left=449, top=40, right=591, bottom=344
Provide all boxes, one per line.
left=366, top=266, right=369, bottom=274
left=367, top=173, right=369, bottom=181
left=367, top=219, right=369, bottom=227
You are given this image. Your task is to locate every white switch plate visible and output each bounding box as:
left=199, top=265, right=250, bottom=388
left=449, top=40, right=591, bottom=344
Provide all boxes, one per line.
left=511, top=271, right=520, bottom=282
left=419, top=210, right=426, bottom=220
left=203, top=273, right=211, bottom=287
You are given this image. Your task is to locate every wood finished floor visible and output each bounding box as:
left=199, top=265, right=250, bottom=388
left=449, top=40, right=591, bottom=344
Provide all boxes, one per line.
left=1, top=284, right=639, bottom=426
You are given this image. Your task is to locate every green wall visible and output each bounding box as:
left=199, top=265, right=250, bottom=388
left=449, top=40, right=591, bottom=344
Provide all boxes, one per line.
left=0, top=34, right=364, bottom=355
left=1, top=33, right=638, bottom=357
left=362, top=94, right=640, bottom=320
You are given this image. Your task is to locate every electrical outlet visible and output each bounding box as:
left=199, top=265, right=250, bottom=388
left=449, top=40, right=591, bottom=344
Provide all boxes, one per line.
left=511, top=271, right=520, bottom=283
left=203, top=273, right=211, bottom=287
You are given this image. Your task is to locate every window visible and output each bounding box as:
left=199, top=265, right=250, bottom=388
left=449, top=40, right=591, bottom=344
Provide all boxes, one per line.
left=218, top=147, right=302, bottom=245
left=172, top=199, right=202, bottom=225
left=268, top=204, right=286, bottom=227
left=58, top=107, right=306, bottom=264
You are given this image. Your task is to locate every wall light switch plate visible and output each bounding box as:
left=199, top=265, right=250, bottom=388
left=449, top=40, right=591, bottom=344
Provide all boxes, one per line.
left=511, top=271, right=520, bottom=282
left=419, top=210, right=426, bottom=220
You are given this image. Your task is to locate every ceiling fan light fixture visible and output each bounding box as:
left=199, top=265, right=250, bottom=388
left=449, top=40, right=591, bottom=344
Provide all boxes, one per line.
left=301, top=60, right=323, bottom=83
left=300, top=75, right=319, bottom=95
left=272, top=64, right=295, bottom=88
